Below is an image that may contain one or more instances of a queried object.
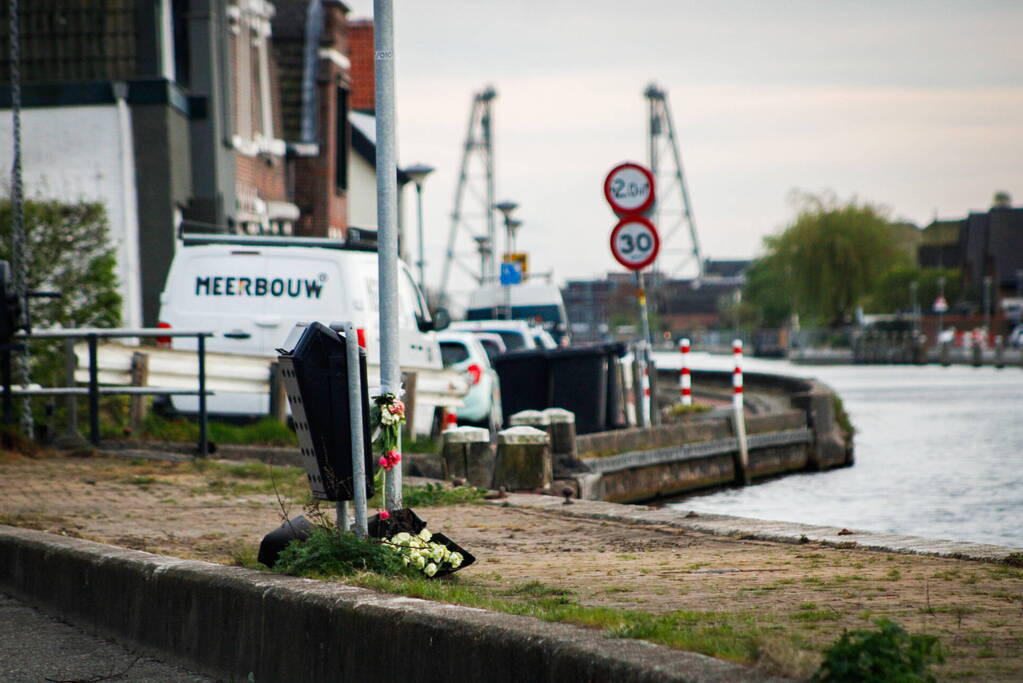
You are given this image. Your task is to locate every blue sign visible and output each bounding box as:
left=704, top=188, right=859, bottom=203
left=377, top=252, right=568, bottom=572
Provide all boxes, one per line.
left=500, top=262, right=522, bottom=285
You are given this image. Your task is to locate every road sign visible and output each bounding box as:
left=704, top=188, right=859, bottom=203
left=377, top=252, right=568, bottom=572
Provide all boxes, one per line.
left=610, top=216, right=660, bottom=270
left=933, top=296, right=948, bottom=313
left=604, top=162, right=655, bottom=216
left=500, top=262, right=522, bottom=285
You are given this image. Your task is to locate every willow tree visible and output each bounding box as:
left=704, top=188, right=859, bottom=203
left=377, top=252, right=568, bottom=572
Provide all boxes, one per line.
left=747, top=192, right=909, bottom=326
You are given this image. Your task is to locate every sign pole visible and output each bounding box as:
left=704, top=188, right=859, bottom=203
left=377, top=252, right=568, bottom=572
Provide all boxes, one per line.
left=374, top=0, right=402, bottom=510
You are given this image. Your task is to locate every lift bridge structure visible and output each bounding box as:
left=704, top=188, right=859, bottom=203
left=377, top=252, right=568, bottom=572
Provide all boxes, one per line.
left=436, top=83, right=704, bottom=306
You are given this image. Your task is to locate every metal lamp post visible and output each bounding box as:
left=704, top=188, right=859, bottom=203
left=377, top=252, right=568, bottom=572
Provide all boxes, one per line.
left=473, top=235, right=492, bottom=285
left=506, top=218, right=522, bottom=254
left=403, top=163, right=434, bottom=296
left=494, top=200, right=518, bottom=257
left=983, top=275, right=993, bottom=334
left=937, top=275, right=946, bottom=333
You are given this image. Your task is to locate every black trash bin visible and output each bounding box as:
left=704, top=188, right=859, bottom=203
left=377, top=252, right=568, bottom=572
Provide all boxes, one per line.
left=547, top=345, right=610, bottom=434
left=492, top=348, right=551, bottom=423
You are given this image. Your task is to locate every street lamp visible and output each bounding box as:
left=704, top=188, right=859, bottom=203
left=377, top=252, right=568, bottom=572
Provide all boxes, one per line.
left=983, top=275, right=992, bottom=334
left=473, top=235, right=491, bottom=285
left=494, top=200, right=518, bottom=258
left=403, top=163, right=434, bottom=296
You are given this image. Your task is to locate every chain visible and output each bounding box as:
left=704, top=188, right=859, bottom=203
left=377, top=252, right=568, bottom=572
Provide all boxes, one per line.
left=9, top=0, right=33, bottom=438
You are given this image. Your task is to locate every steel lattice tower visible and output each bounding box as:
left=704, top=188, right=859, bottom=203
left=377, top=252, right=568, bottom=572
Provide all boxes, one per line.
left=645, top=83, right=704, bottom=280
left=437, top=86, right=498, bottom=305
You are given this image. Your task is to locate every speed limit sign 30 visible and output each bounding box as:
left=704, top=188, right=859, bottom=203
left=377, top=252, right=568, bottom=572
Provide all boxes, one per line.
left=610, top=216, right=660, bottom=271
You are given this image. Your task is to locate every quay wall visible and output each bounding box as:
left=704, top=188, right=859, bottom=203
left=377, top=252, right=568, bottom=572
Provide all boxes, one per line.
left=566, top=370, right=852, bottom=504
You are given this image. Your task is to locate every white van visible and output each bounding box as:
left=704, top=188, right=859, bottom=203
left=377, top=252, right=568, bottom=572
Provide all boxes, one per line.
left=158, top=233, right=445, bottom=415
left=465, top=283, right=569, bottom=345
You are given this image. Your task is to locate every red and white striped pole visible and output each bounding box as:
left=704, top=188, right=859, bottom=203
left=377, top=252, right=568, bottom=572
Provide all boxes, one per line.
left=679, top=338, right=692, bottom=406
left=640, top=346, right=652, bottom=426
left=732, top=339, right=744, bottom=410
left=732, top=339, right=750, bottom=485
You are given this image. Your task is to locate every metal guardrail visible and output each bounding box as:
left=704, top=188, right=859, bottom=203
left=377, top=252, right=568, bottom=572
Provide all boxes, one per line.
left=11, top=328, right=214, bottom=454
left=582, top=428, right=813, bottom=475
left=69, top=343, right=469, bottom=431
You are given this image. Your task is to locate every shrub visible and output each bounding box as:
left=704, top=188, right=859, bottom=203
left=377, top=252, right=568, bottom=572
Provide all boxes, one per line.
left=813, top=619, right=942, bottom=682
left=273, top=526, right=412, bottom=578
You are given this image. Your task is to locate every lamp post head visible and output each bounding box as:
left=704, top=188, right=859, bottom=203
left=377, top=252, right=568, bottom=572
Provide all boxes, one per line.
left=494, top=200, right=518, bottom=221
left=404, top=163, right=435, bottom=188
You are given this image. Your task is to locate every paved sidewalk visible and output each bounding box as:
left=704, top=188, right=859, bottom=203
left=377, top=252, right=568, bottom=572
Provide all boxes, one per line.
left=0, top=593, right=218, bottom=683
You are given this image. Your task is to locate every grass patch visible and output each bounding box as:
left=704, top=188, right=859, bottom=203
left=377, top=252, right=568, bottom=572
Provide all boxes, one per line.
left=344, top=572, right=765, bottom=664
left=140, top=413, right=299, bottom=447
left=367, top=482, right=486, bottom=509
left=664, top=403, right=713, bottom=418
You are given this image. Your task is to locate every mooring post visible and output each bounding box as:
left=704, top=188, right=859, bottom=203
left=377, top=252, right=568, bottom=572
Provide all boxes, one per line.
left=732, top=339, right=750, bottom=485
left=493, top=426, right=552, bottom=491
left=994, top=335, right=1005, bottom=369
left=678, top=338, right=692, bottom=405
left=971, top=332, right=983, bottom=367
left=441, top=426, right=493, bottom=488
left=940, top=340, right=951, bottom=367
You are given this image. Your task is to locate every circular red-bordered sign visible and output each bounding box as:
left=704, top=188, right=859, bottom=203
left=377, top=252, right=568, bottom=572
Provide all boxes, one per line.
left=609, top=216, right=660, bottom=270
left=604, top=162, right=656, bottom=216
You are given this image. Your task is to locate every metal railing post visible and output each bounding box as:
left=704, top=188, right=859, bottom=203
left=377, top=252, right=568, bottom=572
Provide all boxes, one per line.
left=88, top=334, right=99, bottom=445
left=343, top=322, right=368, bottom=537
left=198, top=333, right=208, bottom=457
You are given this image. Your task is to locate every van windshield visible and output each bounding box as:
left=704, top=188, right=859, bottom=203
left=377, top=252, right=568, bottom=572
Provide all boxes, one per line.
left=495, top=330, right=528, bottom=351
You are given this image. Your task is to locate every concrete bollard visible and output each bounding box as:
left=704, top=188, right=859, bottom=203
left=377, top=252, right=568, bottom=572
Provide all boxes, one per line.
left=441, top=426, right=494, bottom=488
left=994, top=336, right=1005, bottom=369
left=543, top=408, right=577, bottom=458
left=493, top=426, right=552, bottom=491
left=509, top=409, right=551, bottom=441
left=940, top=341, right=951, bottom=366
left=971, top=337, right=983, bottom=367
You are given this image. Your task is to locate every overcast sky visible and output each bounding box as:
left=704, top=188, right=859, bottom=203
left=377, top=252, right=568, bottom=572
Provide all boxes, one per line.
left=343, top=0, right=1023, bottom=300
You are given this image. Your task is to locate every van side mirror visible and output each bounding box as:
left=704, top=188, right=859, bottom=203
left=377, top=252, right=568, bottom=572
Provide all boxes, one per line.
left=432, top=307, right=451, bottom=331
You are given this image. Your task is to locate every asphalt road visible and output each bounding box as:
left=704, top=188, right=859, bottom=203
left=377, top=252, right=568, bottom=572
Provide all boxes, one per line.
left=0, top=593, right=219, bottom=683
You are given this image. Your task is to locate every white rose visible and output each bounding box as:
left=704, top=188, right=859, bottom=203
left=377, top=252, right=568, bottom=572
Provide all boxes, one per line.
left=418, top=529, right=432, bottom=542
left=424, top=562, right=438, bottom=577
left=449, top=552, right=463, bottom=568
left=414, top=555, right=426, bottom=569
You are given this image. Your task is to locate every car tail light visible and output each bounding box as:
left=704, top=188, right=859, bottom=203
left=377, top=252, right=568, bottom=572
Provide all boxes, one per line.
left=356, top=328, right=366, bottom=348
left=156, top=321, right=171, bottom=348
left=466, top=363, right=482, bottom=386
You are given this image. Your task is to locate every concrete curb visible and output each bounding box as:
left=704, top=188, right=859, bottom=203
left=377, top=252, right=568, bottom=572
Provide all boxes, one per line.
left=0, top=525, right=782, bottom=683
left=493, top=494, right=1019, bottom=562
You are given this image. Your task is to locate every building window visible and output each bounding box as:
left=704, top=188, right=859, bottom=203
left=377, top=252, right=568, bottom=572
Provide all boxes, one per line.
left=227, top=0, right=281, bottom=156
left=336, top=87, right=350, bottom=192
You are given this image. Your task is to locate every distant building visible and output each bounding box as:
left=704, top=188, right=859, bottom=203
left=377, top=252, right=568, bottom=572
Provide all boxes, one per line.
left=917, top=197, right=1023, bottom=318
left=0, top=0, right=408, bottom=326
left=562, top=259, right=750, bottom=342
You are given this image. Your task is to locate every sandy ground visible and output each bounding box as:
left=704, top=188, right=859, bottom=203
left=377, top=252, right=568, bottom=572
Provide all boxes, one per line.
left=2, top=449, right=1022, bottom=680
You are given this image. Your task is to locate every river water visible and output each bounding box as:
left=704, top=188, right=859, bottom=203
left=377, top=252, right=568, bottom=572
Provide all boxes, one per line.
left=653, top=352, right=1023, bottom=548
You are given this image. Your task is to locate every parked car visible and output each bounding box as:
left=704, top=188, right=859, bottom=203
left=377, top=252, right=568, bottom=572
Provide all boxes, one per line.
left=471, top=332, right=507, bottom=363
left=437, top=330, right=503, bottom=431
left=448, top=319, right=543, bottom=352
left=1009, top=324, right=1023, bottom=348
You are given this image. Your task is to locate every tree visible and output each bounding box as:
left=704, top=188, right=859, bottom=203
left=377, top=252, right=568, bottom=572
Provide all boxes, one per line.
left=0, top=199, right=122, bottom=383
left=865, top=266, right=962, bottom=314
left=745, top=191, right=910, bottom=326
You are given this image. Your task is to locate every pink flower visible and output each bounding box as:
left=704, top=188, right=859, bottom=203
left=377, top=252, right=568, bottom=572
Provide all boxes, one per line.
left=378, top=510, right=390, bottom=520
left=378, top=456, right=388, bottom=468
left=388, top=400, right=405, bottom=418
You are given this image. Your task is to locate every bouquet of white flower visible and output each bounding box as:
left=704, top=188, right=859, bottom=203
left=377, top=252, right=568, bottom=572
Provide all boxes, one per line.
left=385, top=528, right=465, bottom=578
